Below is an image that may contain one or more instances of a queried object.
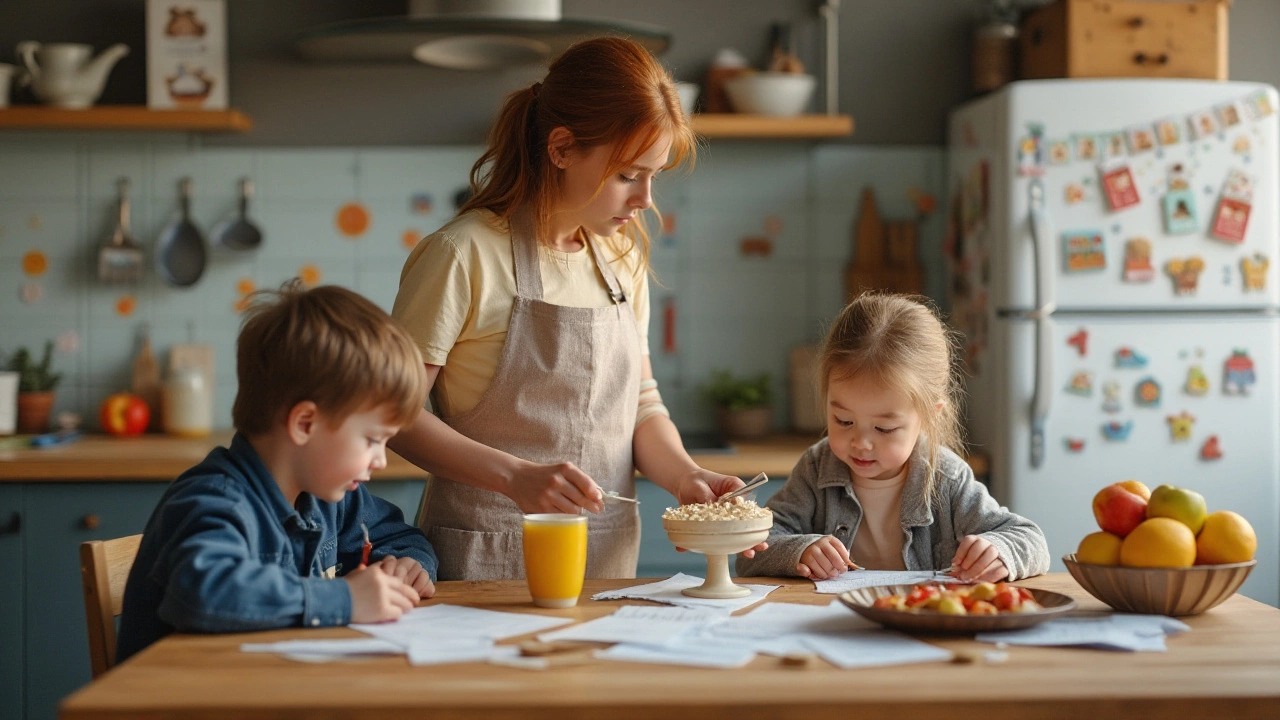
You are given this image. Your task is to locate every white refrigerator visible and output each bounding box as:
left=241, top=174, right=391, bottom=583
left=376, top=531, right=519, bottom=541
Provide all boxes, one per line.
left=947, top=79, right=1279, bottom=606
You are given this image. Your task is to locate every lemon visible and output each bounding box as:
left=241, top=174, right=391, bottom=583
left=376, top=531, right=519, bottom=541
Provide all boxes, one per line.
left=1120, top=518, right=1196, bottom=568
left=1195, top=511, right=1257, bottom=564
left=1076, top=531, right=1123, bottom=565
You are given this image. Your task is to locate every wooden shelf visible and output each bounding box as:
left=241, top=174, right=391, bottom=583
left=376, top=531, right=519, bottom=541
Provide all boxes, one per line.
left=690, top=113, right=853, bottom=139
left=0, top=106, right=252, bottom=132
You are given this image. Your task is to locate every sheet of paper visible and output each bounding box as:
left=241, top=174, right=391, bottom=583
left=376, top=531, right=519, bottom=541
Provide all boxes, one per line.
left=976, top=615, right=1190, bottom=652
left=704, top=601, right=877, bottom=639
left=240, top=638, right=405, bottom=657
left=812, top=570, right=961, bottom=594
left=406, top=638, right=521, bottom=666
left=591, top=573, right=780, bottom=613
left=352, top=604, right=573, bottom=648
left=597, top=638, right=757, bottom=668
left=799, top=629, right=954, bottom=669
left=538, top=605, right=725, bottom=646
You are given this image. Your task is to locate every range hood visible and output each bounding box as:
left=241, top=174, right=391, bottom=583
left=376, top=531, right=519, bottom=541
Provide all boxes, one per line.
left=294, top=0, right=670, bottom=71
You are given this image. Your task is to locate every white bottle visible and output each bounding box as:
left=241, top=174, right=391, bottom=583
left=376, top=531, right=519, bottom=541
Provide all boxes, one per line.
left=162, top=366, right=212, bottom=437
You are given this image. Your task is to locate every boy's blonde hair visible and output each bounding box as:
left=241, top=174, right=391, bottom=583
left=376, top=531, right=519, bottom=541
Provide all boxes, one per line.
left=819, top=293, right=965, bottom=497
left=232, top=280, right=428, bottom=435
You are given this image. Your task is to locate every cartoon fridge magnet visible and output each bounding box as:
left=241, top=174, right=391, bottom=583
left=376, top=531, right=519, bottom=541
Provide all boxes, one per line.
left=1216, top=101, right=1244, bottom=128
left=1122, top=239, right=1155, bottom=283
left=1103, top=132, right=1127, bottom=159
left=1100, top=160, right=1141, bottom=211
left=1200, top=435, right=1223, bottom=460
left=1062, top=230, right=1106, bottom=272
left=1125, top=124, right=1157, bottom=154
left=1102, top=420, right=1134, bottom=441
left=1162, top=164, right=1198, bottom=235
left=1210, top=170, right=1254, bottom=244
left=1017, top=124, right=1046, bottom=176
left=1244, top=90, right=1276, bottom=120
left=1232, top=135, right=1252, bottom=154
left=1166, top=412, right=1195, bottom=442
left=1048, top=139, right=1071, bottom=164
left=1223, top=349, right=1256, bottom=395
left=1064, top=183, right=1086, bottom=205
left=1066, top=371, right=1094, bottom=396
left=1155, top=117, right=1181, bottom=146
left=1188, top=109, right=1219, bottom=140
left=1064, top=438, right=1086, bottom=453
left=1241, top=253, right=1269, bottom=292
left=1134, top=377, right=1162, bottom=407
left=1067, top=328, right=1088, bottom=357
left=1115, top=347, right=1149, bottom=368
left=1184, top=365, right=1210, bottom=396
left=1102, top=381, right=1122, bottom=413
left=1166, top=256, right=1206, bottom=295
left=1075, top=135, right=1099, bottom=162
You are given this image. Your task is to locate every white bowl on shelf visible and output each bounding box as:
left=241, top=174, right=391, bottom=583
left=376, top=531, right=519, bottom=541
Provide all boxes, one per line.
left=674, top=81, right=699, bottom=117
left=724, top=72, right=815, bottom=117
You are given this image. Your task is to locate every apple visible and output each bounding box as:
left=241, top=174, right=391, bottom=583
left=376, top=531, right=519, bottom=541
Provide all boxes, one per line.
left=1116, top=479, right=1151, bottom=501
left=100, top=392, right=150, bottom=436
left=1092, top=483, right=1148, bottom=537
left=1146, top=484, right=1208, bottom=535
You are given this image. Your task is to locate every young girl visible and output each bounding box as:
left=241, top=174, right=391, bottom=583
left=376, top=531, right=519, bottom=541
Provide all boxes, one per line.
left=389, top=37, right=759, bottom=581
left=737, top=294, right=1049, bottom=582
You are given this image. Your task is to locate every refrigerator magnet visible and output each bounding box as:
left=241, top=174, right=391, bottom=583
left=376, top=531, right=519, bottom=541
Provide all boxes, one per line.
left=1064, top=438, right=1086, bottom=453
left=1065, top=371, right=1094, bottom=396
left=1210, top=196, right=1251, bottom=244
left=1241, top=253, right=1269, bottom=292
left=1232, top=135, right=1252, bottom=154
left=1067, top=328, right=1088, bottom=357
left=1188, top=110, right=1219, bottom=140
left=1134, top=377, right=1162, bottom=407
left=1017, top=125, right=1045, bottom=176
left=1064, top=183, right=1086, bottom=205
left=1100, top=162, right=1141, bottom=211
left=1200, top=435, right=1223, bottom=461
left=1155, top=117, right=1182, bottom=146
left=1102, top=381, right=1122, bottom=413
left=1075, top=135, right=1099, bottom=162
left=1163, top=190, right=1198, bottom=234
left=1223, top=350, right=1257, bottom=396
left=1063, top=231, right=1106, bottom=272
left=1115, top=347, right=1149, bottom=369
left=1125, top=125, right=1157, bottom=154
left=1103, top=132, right=1127, bottom=159
left=1216, top=101, right=1245, bottom=128
left=1165, top=257, right=1206, bottom=295
left=1166, top=412, right=1196, bottom=442
left=1122, top=239, right=1155, bottom=283
left=1048, top=139, right=1071, bottom=164
left=1102, top=420, right=1133, bottom=442
left=1185, top=366, right=1211, bottom=396
left=1243, top=90, right=1275, bottom=120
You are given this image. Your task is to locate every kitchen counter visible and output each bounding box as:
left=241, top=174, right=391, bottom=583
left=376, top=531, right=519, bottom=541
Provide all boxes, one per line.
left=0, top=431, right=987, bottom=481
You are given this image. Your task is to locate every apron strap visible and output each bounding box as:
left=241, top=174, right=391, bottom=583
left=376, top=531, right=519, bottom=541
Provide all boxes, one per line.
left=585, top=234, right=627, bottom=305
left=510, top=213, right=544, bottom=301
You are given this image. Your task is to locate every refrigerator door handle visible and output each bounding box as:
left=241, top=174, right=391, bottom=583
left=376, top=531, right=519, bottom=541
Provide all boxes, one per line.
left=1027, top=179, right=1055, bottom=468
left=1027, top=179, right=1056, bottom=314
left=1031, top=314, right=1053, bottom=468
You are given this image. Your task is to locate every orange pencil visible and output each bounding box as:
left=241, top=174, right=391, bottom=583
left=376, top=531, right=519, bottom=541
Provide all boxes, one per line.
left=359, top=522, right=372, bottom=567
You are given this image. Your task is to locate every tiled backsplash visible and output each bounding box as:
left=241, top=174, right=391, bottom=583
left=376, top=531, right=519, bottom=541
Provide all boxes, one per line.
left=0, top=135, right=944, bottom=434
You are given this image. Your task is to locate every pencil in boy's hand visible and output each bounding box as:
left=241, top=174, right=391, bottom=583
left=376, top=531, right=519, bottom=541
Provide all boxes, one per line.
left=360, top=522, right=372, bottom=567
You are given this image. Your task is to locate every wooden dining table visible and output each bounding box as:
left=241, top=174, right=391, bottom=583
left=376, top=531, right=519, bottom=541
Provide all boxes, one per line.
left=60, top=574, right=1280, bottom=720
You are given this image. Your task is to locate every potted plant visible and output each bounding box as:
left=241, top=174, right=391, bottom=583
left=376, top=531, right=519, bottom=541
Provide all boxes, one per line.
left=702, top=369, right=773, bottom=439
left=4, top=341, right=62, bottom=434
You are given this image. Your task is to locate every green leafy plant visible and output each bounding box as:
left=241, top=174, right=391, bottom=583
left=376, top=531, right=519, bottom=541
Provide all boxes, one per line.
left=4, top=341, right=62, bottom=393
left=701, top=369, right=772, bottom=411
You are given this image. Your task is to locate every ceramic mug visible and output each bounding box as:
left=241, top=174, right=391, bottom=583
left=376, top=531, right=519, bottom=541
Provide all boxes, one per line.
left=0, top=372, right=18, bottom=435
left=522, top=514, right=588, bottom=608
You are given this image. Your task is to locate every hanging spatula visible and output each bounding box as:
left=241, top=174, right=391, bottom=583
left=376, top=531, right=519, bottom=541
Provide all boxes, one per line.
left=97, top=177, right=144, bottom=283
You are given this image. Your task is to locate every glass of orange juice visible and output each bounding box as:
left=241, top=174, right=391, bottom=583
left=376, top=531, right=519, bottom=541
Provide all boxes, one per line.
left=522, top=513, right=588, bottom=608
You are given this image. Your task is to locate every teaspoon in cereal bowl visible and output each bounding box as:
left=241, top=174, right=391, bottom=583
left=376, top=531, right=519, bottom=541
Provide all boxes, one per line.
left=716, top=472, right=769, bottom=504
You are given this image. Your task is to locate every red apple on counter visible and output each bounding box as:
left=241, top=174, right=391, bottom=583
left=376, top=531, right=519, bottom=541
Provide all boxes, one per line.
left=100, top=392, right=150, bottom=436
left=1092, top=483, right=1148, bottom=537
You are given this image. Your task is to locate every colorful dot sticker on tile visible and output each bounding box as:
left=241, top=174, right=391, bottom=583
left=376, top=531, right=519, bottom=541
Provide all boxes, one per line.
left=1166, top=411, right=1195, bottom=441
left=115, top=294, right=137, bottom=317
left=763, top=215, right=784, bottom=235
left=1065, top=370, right=1093, bottom=396
left=1062, top=230, right=1106, bottom=272
left=1165, top=256, right=1205, bottom=295
left=1241, top=253, right=1269, bottom=292
left=1102, top=420, right=1133, bottom=441
left=28, top=214, right=41, bottom=229
left=1200, top=435, right=1223, bottom=460
left=1134, top=377, right=1161, bottom=407
left=57, top=330, right=79, bottom=353
left=22, top=250, right=48, bottom=277
left=410, top=193, right=433, bottom=215
left=298, top=263, right=323, bottom=287
left=401, top=229, right=422, bottom=251
left=1102, top=381, right=1122, bottom=413
left=1064, top=437, right=1086, bottom=453
left=1122, top=239, right=1155, bottom=283
left=19, top=282, right=42, bottom=304
left=1115, top=347, right=1148, bottom=368
left=335, top=203, right=371, bottom=238
left=661, top=212, right=677, bottom=236
left=1184, top=365, right=1210, bottom=396
left=1223, top=349, right=1256, bottom=395
left=1067, top=328, right=1088, bottom=357
left=237, top=277, right=256, bottom=296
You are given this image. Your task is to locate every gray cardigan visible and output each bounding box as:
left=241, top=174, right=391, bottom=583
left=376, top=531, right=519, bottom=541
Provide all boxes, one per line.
left=736, top=438, right=1050, bottom=581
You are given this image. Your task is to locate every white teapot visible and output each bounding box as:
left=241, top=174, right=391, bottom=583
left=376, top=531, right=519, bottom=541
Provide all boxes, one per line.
left=16, top=42, right=129, bottom=109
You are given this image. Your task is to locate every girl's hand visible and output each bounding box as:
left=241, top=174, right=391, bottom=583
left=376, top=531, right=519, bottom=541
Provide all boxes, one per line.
left=378, top=555, right=437, bottom=599
left=797, top=536, right=852, bottom=580
left=505, top=461, right=604, bottom=515
left=674, top=469, right=768, bottom=558
left=951, top=535, right=1009, bottom=583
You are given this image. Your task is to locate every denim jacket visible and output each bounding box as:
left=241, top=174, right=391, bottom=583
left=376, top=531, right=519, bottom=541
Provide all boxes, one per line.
left=736, top=438, right=1050, bottom=581
left=117, top=433, right=438, bottom=662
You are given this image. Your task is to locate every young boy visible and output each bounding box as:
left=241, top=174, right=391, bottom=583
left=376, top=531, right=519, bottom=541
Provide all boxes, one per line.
left=117, top=281, right=438, bottom=663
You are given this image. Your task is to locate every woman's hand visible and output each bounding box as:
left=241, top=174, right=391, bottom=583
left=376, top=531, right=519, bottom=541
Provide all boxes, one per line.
left=950, top=535, right=1009, bottom=583
left=504, top=460, right=604, bottom=515
left=673, top=468, right=768, bottom=558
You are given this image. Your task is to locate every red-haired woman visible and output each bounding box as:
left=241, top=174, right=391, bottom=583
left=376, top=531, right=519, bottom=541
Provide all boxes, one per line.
left=390, top=37, right=761, bottom=580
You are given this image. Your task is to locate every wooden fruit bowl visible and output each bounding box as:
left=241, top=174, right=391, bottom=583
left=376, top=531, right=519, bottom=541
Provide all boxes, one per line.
left=1063, top=553, right=1256, bottom=616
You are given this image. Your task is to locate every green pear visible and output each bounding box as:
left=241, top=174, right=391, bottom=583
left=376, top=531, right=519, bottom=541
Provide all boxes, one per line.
left=1146, top=485, right=1208, bottom=535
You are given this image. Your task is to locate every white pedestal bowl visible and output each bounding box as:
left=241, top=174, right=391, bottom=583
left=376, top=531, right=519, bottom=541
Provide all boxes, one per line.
left=662, top=515, right=772, bottom=598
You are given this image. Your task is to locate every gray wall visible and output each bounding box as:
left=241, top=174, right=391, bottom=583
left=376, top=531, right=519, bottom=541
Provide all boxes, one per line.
left=3, top=0, right=1280, bottom=146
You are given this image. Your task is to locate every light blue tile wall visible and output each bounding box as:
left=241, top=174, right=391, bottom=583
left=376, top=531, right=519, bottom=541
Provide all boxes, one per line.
left=0, top=136, right=944, bottom=434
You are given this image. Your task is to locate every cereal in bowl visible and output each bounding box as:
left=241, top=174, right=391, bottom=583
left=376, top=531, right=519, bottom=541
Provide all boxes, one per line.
left=662, top=497, right=772, bottom=521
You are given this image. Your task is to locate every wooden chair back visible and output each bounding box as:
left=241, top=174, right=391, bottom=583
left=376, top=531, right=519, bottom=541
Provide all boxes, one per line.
left=79, top=534, right=143, bottom=678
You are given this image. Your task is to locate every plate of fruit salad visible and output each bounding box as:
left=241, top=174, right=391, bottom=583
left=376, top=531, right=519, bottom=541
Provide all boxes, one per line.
left=838, top=581, right=1077, bottom=633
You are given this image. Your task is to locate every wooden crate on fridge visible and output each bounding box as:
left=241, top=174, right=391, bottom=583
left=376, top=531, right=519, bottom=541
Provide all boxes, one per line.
left=1019, top=0, right=1228, bottom=81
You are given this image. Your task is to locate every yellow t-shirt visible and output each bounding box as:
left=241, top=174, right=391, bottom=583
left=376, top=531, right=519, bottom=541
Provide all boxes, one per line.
left=392, top=210, right=650, bottom=418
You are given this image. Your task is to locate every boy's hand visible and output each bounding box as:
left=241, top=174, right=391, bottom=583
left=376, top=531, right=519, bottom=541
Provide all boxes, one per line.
left=951, top=535, right=1009, bottom=583
left=378, top=555, right=437, bottom=599
left=797, top=536, right=852, bottom=580
left=345, top=564, right=419, bottom=623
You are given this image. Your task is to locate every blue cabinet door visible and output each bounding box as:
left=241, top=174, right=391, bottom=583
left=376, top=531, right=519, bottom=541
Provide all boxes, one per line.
left=22, top=483, right=166, bottom=720
left=634, top=478, right=782, bottom=579
left=0, top=485, right=22, bottom=720
left=365, top=480, right=425, bottom=527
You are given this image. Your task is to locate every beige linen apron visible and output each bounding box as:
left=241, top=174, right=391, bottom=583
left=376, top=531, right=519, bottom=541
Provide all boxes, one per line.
left=420, top=218, right=642, bottom=581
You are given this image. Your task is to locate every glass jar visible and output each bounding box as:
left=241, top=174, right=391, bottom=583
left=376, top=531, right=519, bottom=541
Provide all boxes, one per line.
left=162, top=366, right=212, bottom=437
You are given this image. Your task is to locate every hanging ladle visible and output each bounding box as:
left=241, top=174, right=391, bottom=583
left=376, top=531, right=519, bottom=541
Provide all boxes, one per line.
left=211, top=177, right=263, bottom=251
left=155, top=177, right=208, bottom=287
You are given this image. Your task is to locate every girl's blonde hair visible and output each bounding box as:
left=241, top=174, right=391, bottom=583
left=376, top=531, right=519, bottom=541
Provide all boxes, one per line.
left=458, top=36, right=696, bottom=271
left=819, top=293, right=966, bottom=497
